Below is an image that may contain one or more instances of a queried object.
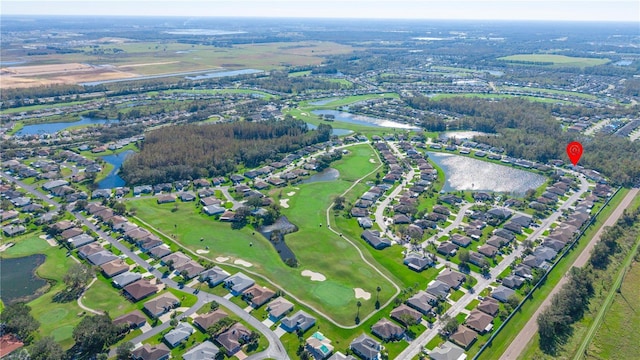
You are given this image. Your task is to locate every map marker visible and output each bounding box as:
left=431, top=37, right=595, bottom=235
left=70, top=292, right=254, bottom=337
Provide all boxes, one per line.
left=566, top=141, right=583, bottom=166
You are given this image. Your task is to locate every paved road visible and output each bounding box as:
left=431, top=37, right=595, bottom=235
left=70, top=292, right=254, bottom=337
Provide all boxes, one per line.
left=0, top=173, right=288, bottom=360
left=499, top=187, right=639, bottom=360
left=396, top=174, right=591, bottom=359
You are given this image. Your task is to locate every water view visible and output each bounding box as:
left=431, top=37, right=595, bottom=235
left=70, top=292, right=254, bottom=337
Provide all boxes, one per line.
left=311, top=110, right=419, bottom=129
left=185, top=69, right=263, bottom=80
left=97, top=150, right=135, bottom=189
left=308, top=98, right=338, bottom=106
left=306, top=123, right=352, bottom=136
left=439, top=131, right=493, bottom=140
left=300, top=168, right=340, bottom=184
left=428, top=152, right=546, bottom=196
left=0, top=254, right=47, bottom=304
left=15, top=116, right=118, bottom=136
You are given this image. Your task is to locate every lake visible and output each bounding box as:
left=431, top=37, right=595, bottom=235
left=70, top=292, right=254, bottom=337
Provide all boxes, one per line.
left=311, top=110, right=419, bottom=129
left=308, top=98, right=338, bottom=105
left=428, top=152, right=546, bottom=196
left=185, top=69, right=263, bottom=80
left=15, top=116, right=118, bottom=136
left=300, top=168, right=340, bottom=184
left=98, top=150, right=135, bottom=189
left=439, top=131, right=493, bottom=140
left=306, top=123, right=352, bottom=136
left=0, top=254, right=47, bottom=304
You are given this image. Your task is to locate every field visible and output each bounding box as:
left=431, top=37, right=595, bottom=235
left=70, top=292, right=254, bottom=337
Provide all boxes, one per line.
left=498, top=54, right=609, bottom=68
left=1, top=233, right=84, bottom=348
left=429, top=92, right=578, bottom=105
left=130, top=144, right=398, bottom=326
left=0, top=40, right=353, bottom=88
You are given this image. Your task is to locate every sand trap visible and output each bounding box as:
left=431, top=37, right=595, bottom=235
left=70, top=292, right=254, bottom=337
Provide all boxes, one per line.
left=354, top=288, right=371, bottom=300
left=216, top=256, right=229, bottom=262
left=369, top=158, right=376, bottom=163
left=196, top=249, right=210, bottom=254
left=280, top=199, right=290, bottom=208
left=287, top=191, right=296, bottom=196
left=39, top=234, right=57, bottom=246
left=301, top=270, right=326, bottom=282
left=234, top=259, right=253, bottom=267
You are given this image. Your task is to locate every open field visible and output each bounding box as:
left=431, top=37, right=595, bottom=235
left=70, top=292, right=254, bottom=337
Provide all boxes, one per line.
left=499, top=85, right=599, bottom=100
left=1, top=233, right=84, bottom=348
left=130, top=144, right=397, bottom=325
left=498, top=54, right=610, bottom=68
left=1, top=41, right=353, bottom=88
left=429, top=92, right=578, bottom=105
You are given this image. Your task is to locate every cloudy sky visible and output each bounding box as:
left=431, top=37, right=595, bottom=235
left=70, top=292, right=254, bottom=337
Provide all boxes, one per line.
left=2, top=0, right=639, bottom=22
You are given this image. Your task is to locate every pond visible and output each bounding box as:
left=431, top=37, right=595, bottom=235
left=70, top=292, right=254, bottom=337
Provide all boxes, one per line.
left=427, top=152, right=547, bottom=197
left=0, top=254, right=47, bottom=305
left=258, top=216, right=298, bottom=264
left=308, top=98, right=338, bottom=106
left=306, top=123, right=352, bottom=136
left=15, top=116, right=119, bottom=136
left=97, top=150, right=135, bottom=189
left=439, top=131, right=493, bottom=140
left=300, top=168, right=340, bottom=184
left=185, top=68, right=263, bottom=80
left=311, top=110, right=419, bottom=129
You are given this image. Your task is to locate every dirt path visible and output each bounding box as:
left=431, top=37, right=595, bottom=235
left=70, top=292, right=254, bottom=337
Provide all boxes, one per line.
left=499, top=188, right=639, bottom=360
left=77, top=278, right=105, bottom=315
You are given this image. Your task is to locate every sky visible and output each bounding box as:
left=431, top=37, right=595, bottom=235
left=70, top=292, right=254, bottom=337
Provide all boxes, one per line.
left=2, top=0, right=639, bottom=22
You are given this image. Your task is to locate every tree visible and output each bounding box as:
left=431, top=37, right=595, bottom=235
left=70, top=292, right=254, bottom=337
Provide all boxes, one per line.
left=443, top=316, right=459, bottom=335
left=355, top=301, right=362, bottom=324
left=333, top=196, right=345, bottom=210
left=112, top=201, right=127, bottom=215
left=207, top=318, right=236, bottom=337
left=72, top=314, right=120, bottom=355
left=375, top=286, right=382, bottom=309
left=115, top=341, right=134, bottom=360
left=28, top=337, right=65, bottom=360
left=246, top=195, right=263, bottom=210
left=0, top=303, right=40, bottom=342
left=458, top=249, right=470, bottom=263
left=209, top=300, right=219, bottom=311
left=63, top=263, right=93, bottom=290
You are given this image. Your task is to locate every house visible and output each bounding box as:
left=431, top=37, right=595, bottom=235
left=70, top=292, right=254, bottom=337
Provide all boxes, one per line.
left=487, top=208, right=512, bottom=220
left=328, top=352, right=357, bottom=360
left=358, top=217, right=373, bottom=229
left=112, top=271, right=142, bottom=288
left=149, top=245, right=172, bottom=259
left=69, top=233, right=96, bottom=248
left=2, top=225, right=26, bottom=237
left=161, top=252, right=191, bottom=269
left=179, top=192, right=196, bottom=202
left=216, top=322, right=251, bottom=355
left=350, top=334, right=381, bottom=360
left=404, top=253, right=434, bottom=272
left=371, top=318, right=404, bottom=341
left=224, top=272, right=255, bottom=295
left=533, top=246, right=558, bottom=261
left=113, top=310, right=147, bottom=330
left=542, top=238, right=565, bottom=252
left=267, top=297, right=294, bottom=321
left=123, top=279, right=158, bottom=302
left=469, top=252, right=487, bottom=267
left=406, top=291, right=437, bottom=315
left=203, top=204, right=226, bottom=216
left=486, top=236, right=505, bottom=248
left=393, top=214, right=411, bottom=224
left=451, top=234, right=472, bottom=248
left=429, top=341, right=466, bottom=360
left=437, top=270, right=466, bottom=289
left=157, top=194, right=176, bottom=204
left=427, top=280, right=451, bottom=299
left=390, top=304, right=422, bottom=325
left=491, top=285, right=516, bottom=303
left=131, top=343, right=170, bottom=360
left=60, top=227, right=83, bottom=240
left=281, top=310, right=316, bottom=333
left=193, top=310, right=229, bottom=332
left=182, top=341, right=219, bottom=360
left=100, top=258, right=130, bottom=278
left=242, top=285, right=276, bottom=308
left=503, top=222, right=522, bottom=234
left=513, top=264, right=533, bottom=279
left=450, top=325, right=478, bottom=349
left=78, top=243, right=104, bottom=259
left=437, top=242, right=458, bottom=257
left=306, top=331, right=334, bottom=360
left=87, top=250, right=118, bottom=266
left=351, top=208, right=368, bottom=218
left=477, top=298, right=500, bottom=316
left=139, top=237, right=163, bottom=252
left=465, top=310, right=494, bottom=333
left=219, top=211, right=237, bottom=222
left=502, top=275, right=525, bottom=289
left=522, top=254, right=547, bottom=269
left=494, top=229, right=515, bottom=242
left=199, top=266, right=230, bottom=287
left=478, top=244, right=498, bottom=258
left=361, top=230, right=391, bottom=250
left=0, top=334, right=24, bottom=359
left=174, top=260, right=205, bottom=279
left=164, top=322, right=194, bottom=348
left=143, top=293, right=180, bottom=318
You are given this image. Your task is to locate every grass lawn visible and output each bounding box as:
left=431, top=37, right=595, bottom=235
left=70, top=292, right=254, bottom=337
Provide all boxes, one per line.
left=82, top=274, right=139, bottom=319
left=1, top=233, right=84, bottom=348
left=465, top=299, right=481, bottom=311
left=130, top=144, right=397, bottom=325
left=497, top=54, right=609, bottom=68
left=449, top=289, right=465, bottom=302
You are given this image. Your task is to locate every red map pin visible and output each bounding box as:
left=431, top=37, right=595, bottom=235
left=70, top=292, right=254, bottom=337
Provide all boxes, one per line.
left=566, top=141, right=583, bottom=166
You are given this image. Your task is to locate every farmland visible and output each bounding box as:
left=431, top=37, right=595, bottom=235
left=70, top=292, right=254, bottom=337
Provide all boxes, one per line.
left=498, top=54, right=610, bottom=68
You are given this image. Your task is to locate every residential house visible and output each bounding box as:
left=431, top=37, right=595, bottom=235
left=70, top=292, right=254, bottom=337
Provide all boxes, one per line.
left=429, top=341, right=466, bottom=360
left=267, top=297, right=294, bottom=321
left=164, top=322, right=194, bottom=348
left=328, top=352, right=357, bottom=360
left=123, top=279, right=158, bottom=302
left=427, top=280, right=451, bottom=299
left=469, top=252, right=487, bottom=267
left=437, top=270, right=465, bottom=289
left=406, top=291, right=437, bottom=315
left=390, top=304, right=422, bottom=326
left=174, top=260, right=205, bottom=279
left=112, top=271, right=142, bottom=288
left=450, top=325, right=477, bottom=350
left=477, top=298, right=500, bottom=317
left=242, top=285, right=276, bottom=308
left=306, top=332, right=334, bottom=360
left=100, top=258, right=130, bottom=278
left=371, top=318, right=404, bottom=342
left=533, top=246, right=558, bottom=261
left=478, top=244, right=498, bottom=258
left=2, top=225, right=26, bottom=237
left=113, top=310, right=147, bottom=330
left=78, top=243, right=104, bottom=259
left=437, top=242, right=458, bottom=257
left=131, top=343, right=170, bottom=360
left=161, top=252, right=191, bottom=269
left=224, top=272, right=255, bottom=295
left=361, top=230, right=391, bottom=250
left=491, top=285, right=516, bottom=303
left=281, top=310, right=316, bottom=333
left=350, top=334, right=381, bottom=360
left=502, top=275, right=525, bottom=289
left=193, top=310, right=229, bottom=332
left=87, top=250, right=118, bottom=266
left=203, top=204, right=226, bottom=216
left=404, top=253, right=434, bottom=272
left=465, top=310, right=494, bottom=334
left=215, top=323, right=251, bottom=355
left=69, top=233, right=96, bottom=248
left=182, top=341, right=219, bottom=360
left=143, top=293, right=180, bottom=318
left=157, top=194, right=176, bottom=204
left=149, top=245, right=172, bottom=259
left=199, top=266, right=230, bottom=287
left=451, top=234, right=472, bottom=248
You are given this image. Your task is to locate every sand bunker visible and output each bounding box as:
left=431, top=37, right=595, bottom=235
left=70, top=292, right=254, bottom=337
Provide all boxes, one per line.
left=234, top=259, right=253, bottom=267
left=39, top=234, right=57, bottom=246
left=287, top=191, right=296, bottom=196
left=301, top=270, right=326, bottom=282
left=196, top=249, right=210, bottom=254
left=354, top=288, right=372, bottom=300
left=215, top=256, right=229, bottom=262
left=280, top=199, right=290, bottom=208
left=369, top=158, right=376, bottom=163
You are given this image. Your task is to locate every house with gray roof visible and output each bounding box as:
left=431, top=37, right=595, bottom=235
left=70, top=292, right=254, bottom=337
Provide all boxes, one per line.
left=199, top=266, right=230, bottom=287
left=371, top=318, right=404, bottom=341
left=267, top=297, right=294, bottom=321
left=182, top=341, right=219, bottom=360
left=112, top=271, right=142, bottom=288
left=427, top=280, right=451, bottom=299
left=533, top=246, right=558, bottom=261
left=350, top=334, right=381, bottom=360
left=224, top=272, right=255, bottom=295
left=328, top=352, right=357, bottom=360
left=87, top=250, right=118, bottom=266
left=144, top=293, right=180, bottom=318
left=361, top=230, right=391, bottom=250
left=404, top=253, right=434, bottom=272
left=163, top=322, right=194, bottom=348
left=429, top=341, right=466, bottom=360
left=281, top=310, right=316, bottom=333
left=203, top=204, right=226, bottom=216
left=216, top=322, right=251, bottom=355
left=68, top=233, right=95, bottom=248
left=491, top=285, right=516, bottom=303
left=437, top=270, right=466, bottom=289
left=502, top=275, right=525, bottom=289
left=2, top=225, right=26, bottom=237
left=406, top=290, right=437, bottom=315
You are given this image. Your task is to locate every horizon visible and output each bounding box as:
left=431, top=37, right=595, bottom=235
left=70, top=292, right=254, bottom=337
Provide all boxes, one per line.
left=2, top=0, right=639, bottom=22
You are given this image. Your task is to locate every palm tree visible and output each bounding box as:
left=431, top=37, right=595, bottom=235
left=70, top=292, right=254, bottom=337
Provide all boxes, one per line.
left=356, top=301, right=362, bottom=318
left=376, top=286, right=381, bottom=303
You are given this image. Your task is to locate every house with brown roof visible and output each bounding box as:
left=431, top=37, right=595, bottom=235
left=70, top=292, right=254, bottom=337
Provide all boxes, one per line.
left=113, top=310, right=147, bottom=330
left=60, top=227, right=83, bottom=240
left=390, top=304, right=422, bottom=326
left=0, top=334, right=24, bottom=358
left=242, top=285, right=276, bottom=308
left=100, top=258, right=130, bottom=278
left=371, top=318, right=404, bottom=341
left=143, top=292, right=180, bottom=318
left=465, top=309, right=494, bottom=334
left=157, top=194, right=176, bottom=204
left=436, top=269, right=466, bottom=289
left=450, top=325, right=477, bottom=349
left=477, top=298, right=500, bottom=316
left=215, top=322, right=251, bottom=355
left=267, top=297, right=294, bottom=321
left=77, top=242, right=104, bottom=259
left=123, top=279, right=158, bottom=302
left=406, top=290, right=436, bottom=315
left=131, top=343, right=170, bottom=360
left=478, top=244, right=499, bottom=258
left=174, top=260, right=205, bottom=279
left=193, top=309, right=229, bottom=332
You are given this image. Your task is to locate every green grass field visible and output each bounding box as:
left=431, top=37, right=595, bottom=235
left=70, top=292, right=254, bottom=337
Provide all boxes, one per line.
left=429, top=92, right=577, bottom=105
left=498, top=54, right=609, bottom=68
left=130, top=144, right=397, bottom=325
left=1, top=233, right=84, bottom=348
